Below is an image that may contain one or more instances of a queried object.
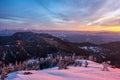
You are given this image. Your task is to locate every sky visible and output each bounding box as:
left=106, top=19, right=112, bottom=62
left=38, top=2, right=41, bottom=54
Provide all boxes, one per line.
left=0, top=0, right=120, bottom=32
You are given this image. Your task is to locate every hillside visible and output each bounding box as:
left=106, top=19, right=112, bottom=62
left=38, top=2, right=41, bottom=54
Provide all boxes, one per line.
left=6, top=60, right=120, bottom=80
left=0, top=32, right=120, bottom=68
left=0, top=32, right=87, bottom=64
left=100, top=42, right=120, bottom=67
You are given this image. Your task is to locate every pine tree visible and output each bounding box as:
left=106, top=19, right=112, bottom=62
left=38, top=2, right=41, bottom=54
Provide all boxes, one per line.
left=1, top=65, right=8, bottom=80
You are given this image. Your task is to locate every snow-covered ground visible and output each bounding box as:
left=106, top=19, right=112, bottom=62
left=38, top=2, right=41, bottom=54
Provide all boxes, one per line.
left=79, top=46, right=102, bottom=53
left=6, top=61, right=120, bottom=80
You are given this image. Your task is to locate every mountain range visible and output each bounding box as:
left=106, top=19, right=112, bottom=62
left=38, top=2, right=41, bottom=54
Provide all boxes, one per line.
left=1, top=30, right=120, bottom=44
left=0, top=32, right=120, bottom=68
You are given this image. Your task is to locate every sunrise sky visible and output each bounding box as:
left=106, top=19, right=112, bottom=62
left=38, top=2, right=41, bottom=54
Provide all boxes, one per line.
left=0, top=0, right=120, bottom=32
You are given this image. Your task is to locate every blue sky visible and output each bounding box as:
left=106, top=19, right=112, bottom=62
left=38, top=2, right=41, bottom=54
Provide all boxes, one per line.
left=0, top=0, right=120, bottom=31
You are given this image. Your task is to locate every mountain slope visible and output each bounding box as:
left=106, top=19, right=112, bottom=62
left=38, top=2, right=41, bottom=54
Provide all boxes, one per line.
left=6, top=60, right=120, bottom=80
left=100, top=42, right=120, bottom=67
left=0, top=32, right=87, bottom=64
left=0, top=32, right=120, bottom=68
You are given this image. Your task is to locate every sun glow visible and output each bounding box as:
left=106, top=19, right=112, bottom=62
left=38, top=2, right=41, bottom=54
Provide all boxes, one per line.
left=76, top=26, right=120, bottom=32
left=100, top=26, right=120, bottom=32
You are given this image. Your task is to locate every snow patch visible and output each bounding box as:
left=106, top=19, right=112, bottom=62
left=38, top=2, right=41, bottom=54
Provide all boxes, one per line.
left=6, top=61, right=120, bottom=80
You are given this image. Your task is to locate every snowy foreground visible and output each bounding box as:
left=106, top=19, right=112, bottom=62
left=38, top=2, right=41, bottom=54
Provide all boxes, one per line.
left=6, top=61, right=120, bottom=80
